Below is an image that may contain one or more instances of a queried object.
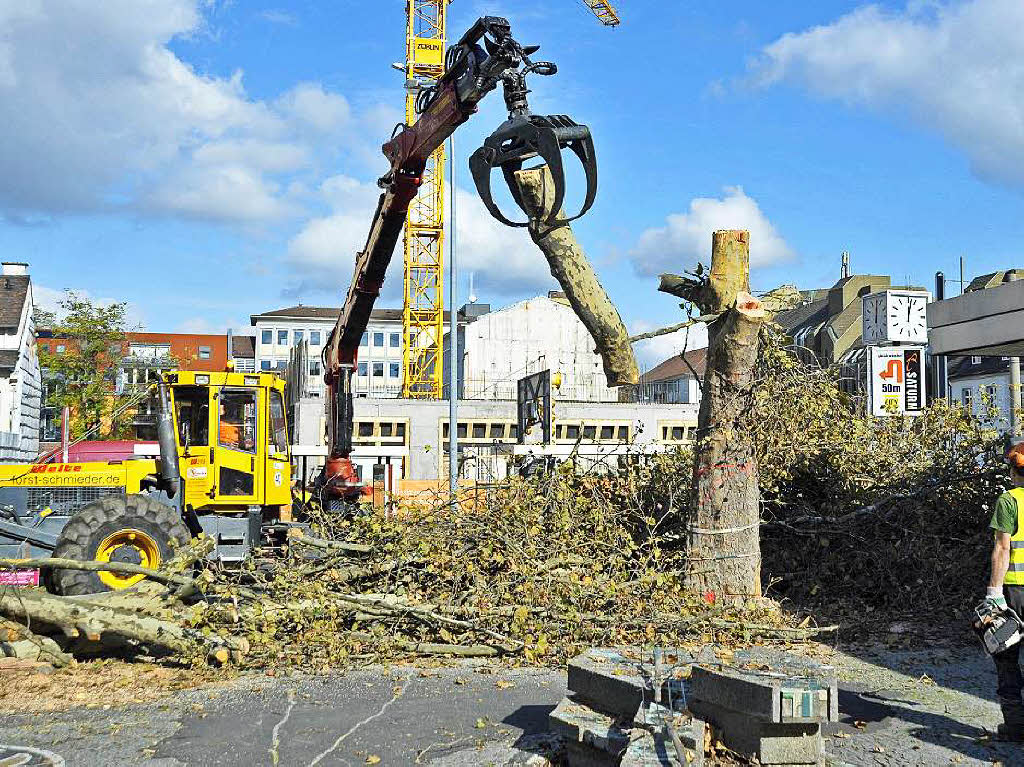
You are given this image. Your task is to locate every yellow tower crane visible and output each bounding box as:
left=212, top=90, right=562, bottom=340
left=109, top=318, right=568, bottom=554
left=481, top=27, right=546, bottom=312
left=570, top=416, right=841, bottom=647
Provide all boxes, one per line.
left=580, top=0, right=621, bottom=26
left=401, top=0, right=448, bottom=399
left=399, top=0, right=620, bottom=399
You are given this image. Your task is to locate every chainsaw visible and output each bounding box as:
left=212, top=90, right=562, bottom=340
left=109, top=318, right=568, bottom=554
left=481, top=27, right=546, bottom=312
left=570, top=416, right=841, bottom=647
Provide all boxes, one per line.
left=973, top=598, right=1024, bottom=655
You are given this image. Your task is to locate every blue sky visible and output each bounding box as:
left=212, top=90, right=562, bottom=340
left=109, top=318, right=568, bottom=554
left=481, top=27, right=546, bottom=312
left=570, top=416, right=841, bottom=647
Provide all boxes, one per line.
left=9, top=0, right=1024, bottom=366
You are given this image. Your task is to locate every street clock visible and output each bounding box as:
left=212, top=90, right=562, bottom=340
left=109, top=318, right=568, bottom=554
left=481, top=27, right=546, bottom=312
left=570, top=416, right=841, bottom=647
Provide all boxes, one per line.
left=862, top=290, right=929, bottom=345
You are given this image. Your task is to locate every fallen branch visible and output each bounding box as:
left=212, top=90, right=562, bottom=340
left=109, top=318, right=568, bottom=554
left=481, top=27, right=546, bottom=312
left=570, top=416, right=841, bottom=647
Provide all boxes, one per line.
left=0, top=587, right=242, bottom=663
left=289, top=533, right=372, bottom=555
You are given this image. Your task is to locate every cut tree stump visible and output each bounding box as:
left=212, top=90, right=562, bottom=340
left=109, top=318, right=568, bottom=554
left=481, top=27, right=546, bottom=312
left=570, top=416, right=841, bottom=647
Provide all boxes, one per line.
left=513, top=166, right=639, bottom=387
left=684, top=230, right=765, bottom=598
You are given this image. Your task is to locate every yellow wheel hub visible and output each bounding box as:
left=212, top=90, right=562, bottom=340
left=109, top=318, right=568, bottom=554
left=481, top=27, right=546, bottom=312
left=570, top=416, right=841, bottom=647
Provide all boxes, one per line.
left=95, top=529, right=160, bottom=589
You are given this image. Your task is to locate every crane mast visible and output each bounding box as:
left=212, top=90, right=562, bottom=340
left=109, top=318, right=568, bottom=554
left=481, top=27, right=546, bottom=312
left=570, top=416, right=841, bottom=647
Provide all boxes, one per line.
left=402, top=0, right=448, bottom=399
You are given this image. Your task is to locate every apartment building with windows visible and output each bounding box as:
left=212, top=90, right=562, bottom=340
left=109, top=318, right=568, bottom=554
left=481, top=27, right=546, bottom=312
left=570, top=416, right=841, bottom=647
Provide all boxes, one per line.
left=251, top=306, right=419, bottom=398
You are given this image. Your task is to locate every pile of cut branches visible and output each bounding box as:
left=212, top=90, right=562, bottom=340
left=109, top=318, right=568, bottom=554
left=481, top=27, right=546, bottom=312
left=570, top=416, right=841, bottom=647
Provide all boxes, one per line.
left=750, top=328, right=1006, bottom=630
left=0, top=461, right=817, bottom=669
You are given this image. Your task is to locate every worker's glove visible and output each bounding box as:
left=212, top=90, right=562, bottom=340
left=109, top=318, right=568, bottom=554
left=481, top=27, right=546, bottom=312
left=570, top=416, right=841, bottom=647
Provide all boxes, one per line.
left=987, top=587, right=1008, bottom=611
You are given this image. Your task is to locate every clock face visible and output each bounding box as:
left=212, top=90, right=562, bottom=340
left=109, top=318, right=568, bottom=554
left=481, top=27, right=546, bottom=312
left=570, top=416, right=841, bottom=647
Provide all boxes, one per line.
left=862, top=295, right=884, bottom=343
left=888, top=294, right=928, bottom=342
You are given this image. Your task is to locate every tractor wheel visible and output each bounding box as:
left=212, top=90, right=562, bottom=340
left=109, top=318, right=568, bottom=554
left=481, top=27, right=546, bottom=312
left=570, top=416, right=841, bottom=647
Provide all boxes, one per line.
left=50, top=494, right=191, bottom=595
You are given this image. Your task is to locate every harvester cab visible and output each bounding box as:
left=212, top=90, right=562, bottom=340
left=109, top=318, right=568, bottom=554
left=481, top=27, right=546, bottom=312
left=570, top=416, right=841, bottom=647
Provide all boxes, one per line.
left=0, top=369, right=297, bottom=595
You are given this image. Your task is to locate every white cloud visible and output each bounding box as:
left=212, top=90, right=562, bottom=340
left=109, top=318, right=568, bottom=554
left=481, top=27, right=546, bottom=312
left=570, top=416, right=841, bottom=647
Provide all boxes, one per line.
left=753, top=0, right=1024, bottom=187
left=631, top=321, right=709, bottom=369
left=629, top=186, right=794, bottom=276
left=275, top=83, right=351, bottom=135
left=258, top=10, right=298, bottom=27
left=0, top=1, right=365, bottom=223
left=284, top=176, right=556, bottom=302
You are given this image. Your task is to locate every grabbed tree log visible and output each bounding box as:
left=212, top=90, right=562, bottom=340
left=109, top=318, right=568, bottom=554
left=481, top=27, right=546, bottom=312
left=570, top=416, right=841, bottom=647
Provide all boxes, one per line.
left=513, top=166, right=639, bottom=387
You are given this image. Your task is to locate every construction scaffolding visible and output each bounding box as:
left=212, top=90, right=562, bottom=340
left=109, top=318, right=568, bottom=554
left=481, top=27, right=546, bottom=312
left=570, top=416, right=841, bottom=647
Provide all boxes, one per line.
left=401, top=0, right=447, bottom=399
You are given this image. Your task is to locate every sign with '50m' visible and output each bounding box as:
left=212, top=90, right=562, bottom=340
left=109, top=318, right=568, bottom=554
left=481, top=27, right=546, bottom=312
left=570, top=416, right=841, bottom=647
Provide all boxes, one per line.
left=869, top=346, right=926, bottom=417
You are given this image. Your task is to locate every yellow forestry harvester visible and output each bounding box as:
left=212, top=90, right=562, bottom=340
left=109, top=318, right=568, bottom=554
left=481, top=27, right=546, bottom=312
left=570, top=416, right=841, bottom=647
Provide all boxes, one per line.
left=0, top=370, right=298, bottom=594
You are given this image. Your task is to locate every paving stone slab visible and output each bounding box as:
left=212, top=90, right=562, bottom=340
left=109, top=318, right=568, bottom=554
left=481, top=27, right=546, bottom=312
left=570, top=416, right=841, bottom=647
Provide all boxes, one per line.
left=567, top=649, right=686, bottom=718
left=689, top=662, right=837, bottom=724
left=549, top=695, right=632, bottom=757
left=689, top=700, right=824, bottom=766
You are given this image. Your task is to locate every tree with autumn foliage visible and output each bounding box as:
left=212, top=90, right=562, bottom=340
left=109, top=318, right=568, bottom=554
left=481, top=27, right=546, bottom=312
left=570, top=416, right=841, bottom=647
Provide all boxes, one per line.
left=39, top=292, right=132, bottom=439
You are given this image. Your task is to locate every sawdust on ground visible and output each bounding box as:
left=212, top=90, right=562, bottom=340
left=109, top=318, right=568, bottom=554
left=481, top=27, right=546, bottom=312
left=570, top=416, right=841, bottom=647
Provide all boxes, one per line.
left=0, top=660, right=230, bottom=713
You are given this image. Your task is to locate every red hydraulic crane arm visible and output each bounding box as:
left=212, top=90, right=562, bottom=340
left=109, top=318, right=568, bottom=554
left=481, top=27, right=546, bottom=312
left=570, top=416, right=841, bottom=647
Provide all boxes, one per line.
left=322, top=16, right=523, bottom=461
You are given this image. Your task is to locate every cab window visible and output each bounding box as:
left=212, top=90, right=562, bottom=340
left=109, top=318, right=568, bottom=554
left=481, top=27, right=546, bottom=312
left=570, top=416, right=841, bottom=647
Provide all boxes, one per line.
left=269, top=390, right=288, bottom=455
left=174, top=386, right=209, bottom=448
left=219, top=389, right=256, bottom=453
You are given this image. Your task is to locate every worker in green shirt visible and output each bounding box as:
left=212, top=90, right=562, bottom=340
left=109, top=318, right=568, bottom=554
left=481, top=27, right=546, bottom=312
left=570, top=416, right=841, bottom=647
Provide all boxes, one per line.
left=988, top=443, right=1024, bottom=740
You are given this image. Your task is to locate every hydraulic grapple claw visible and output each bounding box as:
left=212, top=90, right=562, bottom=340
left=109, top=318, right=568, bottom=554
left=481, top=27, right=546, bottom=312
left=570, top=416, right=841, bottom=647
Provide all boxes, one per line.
left=469, top=113, right=598, bottom=228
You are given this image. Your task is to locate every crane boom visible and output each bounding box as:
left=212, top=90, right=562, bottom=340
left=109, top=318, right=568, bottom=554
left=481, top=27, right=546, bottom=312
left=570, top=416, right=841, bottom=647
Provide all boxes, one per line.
left=319, top=15, right=599, bottom=501
left=580, top=0, right=620, bottom=26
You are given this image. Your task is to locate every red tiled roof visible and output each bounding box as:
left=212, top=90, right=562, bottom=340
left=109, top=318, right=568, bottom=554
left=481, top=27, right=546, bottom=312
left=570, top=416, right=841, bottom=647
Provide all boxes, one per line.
left=641, top=348, right=708, bottom=383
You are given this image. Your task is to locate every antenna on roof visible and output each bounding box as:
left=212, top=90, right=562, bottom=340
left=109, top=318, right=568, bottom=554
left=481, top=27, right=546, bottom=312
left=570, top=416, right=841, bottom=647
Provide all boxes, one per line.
left=841, top=251, right=850, bottom=279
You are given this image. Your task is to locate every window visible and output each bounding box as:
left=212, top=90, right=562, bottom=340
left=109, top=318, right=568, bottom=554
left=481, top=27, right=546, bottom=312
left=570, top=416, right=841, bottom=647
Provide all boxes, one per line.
left=600, top=425, right=615, bottom=441
left=261, top=360, right=272, bottom=371
left=294, top=330, right=304, bottom=343
left=361, top=332, right=368, bottom=347
left=173, top=386, right=209, bottom=449
left=276, top=360, right=287, bottom=371
left=489, top=424, right=505, bottom=439
left=198, top=345, right=211, bottom=360
left=129, top=343, right=170, bottom=359
left=389, top=362, right=400, bottom=378
left=358, top=362, right=368, bottom=377
left=261, top=330, right=272, bottom=345
left=310, top=360, right=321, bottom=376
left=269, top=390, right=288, bottom=455
left=373, top=332, right=384, bottom=347
left=310, top=330, right=321, bottom=346
left=972, top=356, right=982, bottom=365
left=390, top=332, right=400, bottom=348
left=473, top=423, right=487, bottom=439
left=218, top=389, right=257, bottom=453
left=372, top=362, right=384, bottom=377
left=277, top=330, right=289, bottom=346
left=986, top=384, right=999, bottom=401
left=962, top=388, right=974, bottom=410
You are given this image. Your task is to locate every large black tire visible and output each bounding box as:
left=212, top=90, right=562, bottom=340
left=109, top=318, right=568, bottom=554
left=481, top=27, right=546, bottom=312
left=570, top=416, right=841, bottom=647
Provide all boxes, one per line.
left=50, top=494, right=191, bottom=596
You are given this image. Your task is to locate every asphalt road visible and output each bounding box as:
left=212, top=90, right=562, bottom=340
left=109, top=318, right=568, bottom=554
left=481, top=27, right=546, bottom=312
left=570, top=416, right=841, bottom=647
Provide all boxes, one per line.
left=2, top=645, right=1024, bottom=766
left=0, top=665, right=566, bottom=767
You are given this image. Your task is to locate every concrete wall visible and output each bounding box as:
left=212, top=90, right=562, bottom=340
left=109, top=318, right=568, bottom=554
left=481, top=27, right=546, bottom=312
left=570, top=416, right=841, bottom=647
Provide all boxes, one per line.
left=292, top=396, right=699, bottom=482
left=928, top=279, right=1024, bottom=356
left=445, top=296, right=618, bottom=402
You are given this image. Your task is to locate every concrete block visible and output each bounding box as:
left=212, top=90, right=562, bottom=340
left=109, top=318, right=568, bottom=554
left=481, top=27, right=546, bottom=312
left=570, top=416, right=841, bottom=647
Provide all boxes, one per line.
left=689, top=664, right=835, bottom=724
left=549, top=696, right=631, bottom=757
left=568, top=649, right=686, bottom=718
left=564, top=741, right=620, bottom=767
left=629, top=703, right=703, bottom=767
left=689, top=700, right=823, bottom=766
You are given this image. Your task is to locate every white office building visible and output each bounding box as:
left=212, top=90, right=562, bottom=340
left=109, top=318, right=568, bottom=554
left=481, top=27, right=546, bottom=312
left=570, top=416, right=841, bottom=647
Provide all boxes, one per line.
left=250, top=306, right=413, bottom=398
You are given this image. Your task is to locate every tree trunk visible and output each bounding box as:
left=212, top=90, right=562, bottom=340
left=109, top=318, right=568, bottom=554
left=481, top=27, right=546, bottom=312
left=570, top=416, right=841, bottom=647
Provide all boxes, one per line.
left=686, top=230, right=765, bottom=598
left=513, top=166, right=639, bottom=386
